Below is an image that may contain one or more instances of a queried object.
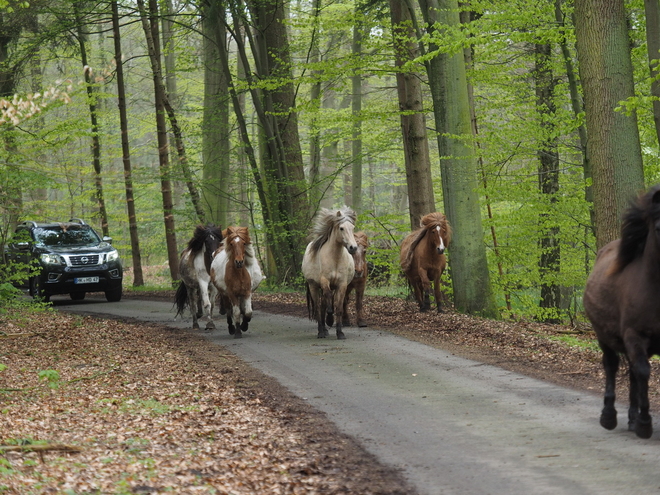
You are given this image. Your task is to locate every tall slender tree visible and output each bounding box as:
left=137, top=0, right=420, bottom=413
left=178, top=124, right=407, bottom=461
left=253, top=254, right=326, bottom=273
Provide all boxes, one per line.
left=111, top=0, right=144, bottom=286
left=389, top=0, right=435, bottom=229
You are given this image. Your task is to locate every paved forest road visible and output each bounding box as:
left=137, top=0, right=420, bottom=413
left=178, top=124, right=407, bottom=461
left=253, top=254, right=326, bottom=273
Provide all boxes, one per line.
left=58, top=297, right=660, bottom=495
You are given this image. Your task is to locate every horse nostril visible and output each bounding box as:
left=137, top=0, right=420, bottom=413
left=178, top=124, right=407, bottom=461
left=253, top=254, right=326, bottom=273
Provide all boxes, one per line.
left=437, top=247, right=444, bottom=254
left=348, top=245, right=357, bottom=254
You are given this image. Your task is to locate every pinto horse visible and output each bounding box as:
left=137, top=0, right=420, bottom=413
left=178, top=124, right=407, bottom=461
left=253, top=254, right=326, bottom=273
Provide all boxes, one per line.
left=342, top=231, right=369, bottom=328
left=174, top=224, right=223, bottom=330
left=210, top=226, right=265, bottom=338
left=302, top=206, right=358, bottom=339
left=399, top=212, right=452, bottom=312
left=584, top=184, right=660, bottom=439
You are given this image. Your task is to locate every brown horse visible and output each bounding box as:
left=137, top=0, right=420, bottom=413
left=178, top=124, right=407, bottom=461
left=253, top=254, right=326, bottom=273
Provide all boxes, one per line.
left=342, top=231, right=369, bottom=327
left=399, top=212, right=452, bottom=312
left=302, top=206, right=358, bottom=339
left=584, top=184, right=660, bottom=439
left=210, top=226, right=265, bottom=338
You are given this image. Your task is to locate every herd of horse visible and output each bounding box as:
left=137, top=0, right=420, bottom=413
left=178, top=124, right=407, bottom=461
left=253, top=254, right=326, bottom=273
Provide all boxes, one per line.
left=172, top=185, right=660, bottom=440
left=174, top=206, right=452, bottom=341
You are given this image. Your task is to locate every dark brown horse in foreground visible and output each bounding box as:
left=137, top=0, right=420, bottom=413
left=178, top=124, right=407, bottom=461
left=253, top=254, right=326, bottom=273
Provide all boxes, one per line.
left=584, top=184, right=660, bottom=439
left=399, top=212, right=452, bottom=312
left=342, top=231, right=369, bottom=328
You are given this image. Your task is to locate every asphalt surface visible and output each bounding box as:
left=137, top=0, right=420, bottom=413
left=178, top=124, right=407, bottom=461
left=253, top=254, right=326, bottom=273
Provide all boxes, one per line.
left=58, top=296, right=660, bottom=495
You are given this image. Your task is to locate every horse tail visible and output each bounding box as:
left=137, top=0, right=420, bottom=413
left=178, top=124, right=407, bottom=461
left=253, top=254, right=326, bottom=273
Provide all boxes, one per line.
left=401, top=229, right=426, bottom=272
left=305, top=282, right=316, bottom=321
left=174, top=281, right=188, bottom=317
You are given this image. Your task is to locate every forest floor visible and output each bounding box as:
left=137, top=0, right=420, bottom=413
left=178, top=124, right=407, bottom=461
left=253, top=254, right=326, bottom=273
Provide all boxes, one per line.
left=2, top=287, right=659, bottom=494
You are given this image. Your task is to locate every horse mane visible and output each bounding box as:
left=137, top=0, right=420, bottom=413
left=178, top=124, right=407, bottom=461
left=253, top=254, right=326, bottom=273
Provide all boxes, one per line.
left=186, top=224, right=223, bottom=254
left=354, top=231, right=369, bottom=248
left=309, top=206, right=357, bottom=254
left=613, top=185, right=660, bottom=273
left=224, top=226, right=251, bottom=255
left=401, top=212, right=451, bottom=272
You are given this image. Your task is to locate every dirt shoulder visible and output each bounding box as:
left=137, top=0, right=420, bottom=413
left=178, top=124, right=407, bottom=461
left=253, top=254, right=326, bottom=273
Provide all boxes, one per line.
left=0, top=302, right=415, bottom=494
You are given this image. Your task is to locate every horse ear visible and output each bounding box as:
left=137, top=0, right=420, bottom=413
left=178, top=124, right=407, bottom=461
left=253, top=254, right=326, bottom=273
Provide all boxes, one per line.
left=337, top=210, right=342, bottom=217
left=652, top=188, right=660, bottom=204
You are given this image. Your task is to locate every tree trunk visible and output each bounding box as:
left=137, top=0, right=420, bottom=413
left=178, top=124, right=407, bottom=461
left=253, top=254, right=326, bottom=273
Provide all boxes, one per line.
left=534, top=42, right=561, bottom=322
left=236, top=0, right=309, bottom=283
left=137, top=0, right=179, bottom=280
left=574, top=0, right=645, bottom=248
left=644, top=0, right=660, bottom=148
left=111, top=0, right=144, bottom=287
left=389, top=0, right=435, bottom=230
left=74, top=2, right=109, bottom=237
left=418, top=0, right=498, bottom=317
left=201, top=0, right=230, bottom=227
left=351, top=17, right=363, bottom=215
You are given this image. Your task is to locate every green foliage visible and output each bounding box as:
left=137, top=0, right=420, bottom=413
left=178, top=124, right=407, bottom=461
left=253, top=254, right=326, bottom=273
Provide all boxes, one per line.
left=38, top=370, right=60, bottom=390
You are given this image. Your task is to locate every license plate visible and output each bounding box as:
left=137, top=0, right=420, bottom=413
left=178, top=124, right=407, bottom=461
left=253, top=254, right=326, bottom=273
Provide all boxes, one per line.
left=74, top=276, right=99, bottom=284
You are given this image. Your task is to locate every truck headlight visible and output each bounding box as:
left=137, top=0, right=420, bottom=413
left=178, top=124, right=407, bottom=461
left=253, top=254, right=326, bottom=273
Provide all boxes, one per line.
left=41, top=253, right=65, bottom=265
left=106, top=249, right=120, bottom=262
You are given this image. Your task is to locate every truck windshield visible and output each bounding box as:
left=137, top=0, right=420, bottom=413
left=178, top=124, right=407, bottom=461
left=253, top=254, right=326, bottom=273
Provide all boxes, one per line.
left=33, top=226, right=101, bottom=247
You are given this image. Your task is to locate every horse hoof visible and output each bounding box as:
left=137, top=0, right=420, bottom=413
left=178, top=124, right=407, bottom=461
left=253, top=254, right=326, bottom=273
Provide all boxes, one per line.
left=192, top=322, right=200, bottom=329
left=357, top=320, right=367, bottom=327
left=240, top=321, right=249, bottom=331
left=317, top=332, right=327, bottom=339
left=228, top=325, right=235, bottom=335
left=342, top=319, right=351, bottom=327
left=205, top=322, right=216, bottom=331
left=600, top=410, right=617, bottom=430
left=337, top=331, right=346, bottom=340
left=234, top=331, right=243, bottom=339
left=635, top=418, right=653, bottom=439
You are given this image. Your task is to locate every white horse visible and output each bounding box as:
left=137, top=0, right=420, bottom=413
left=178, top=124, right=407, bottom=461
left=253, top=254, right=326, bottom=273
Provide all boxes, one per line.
left=174, top=224, right=223, bottom=330
left=302, top=206, right=358, bottom=340
left=210, top=226, right=265, bottom=338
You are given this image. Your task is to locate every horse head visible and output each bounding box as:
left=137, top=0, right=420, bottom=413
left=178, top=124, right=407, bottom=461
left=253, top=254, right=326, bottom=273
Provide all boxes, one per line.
left=420, top=212, right=451, bottom=256
left=225, top=226, right=250, bottom=269
left=335, top=209, right=358, bottom=255
left=352, top=232, right=369, bottom=278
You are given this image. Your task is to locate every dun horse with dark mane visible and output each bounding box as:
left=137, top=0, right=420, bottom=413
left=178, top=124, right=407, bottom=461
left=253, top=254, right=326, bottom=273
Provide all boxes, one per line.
left=399, top=212, right=451, bottom=312
left=584, top=184, right=660, bottom=439
left=302, top=206, right=358, bottom=339
left=342, top=231, right=369, bottom=328
left=174, top=224, right=223, bottom=330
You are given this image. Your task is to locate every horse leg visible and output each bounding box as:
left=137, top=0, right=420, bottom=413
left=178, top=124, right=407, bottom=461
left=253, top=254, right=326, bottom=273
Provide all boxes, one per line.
left=628, top=362, right=640, bottom=431
left=432, top=273, right=443, bottom=313
left=240, top=295, right=252, bottom=332
left=626, top=339, right=652, bottom=439
left=189, top=285, right=200, bottom=329
left=334, top=285, right=348, bottom=340
left=417, top=271, right=432, bottom=312
left=355, top=283, right=367, bottom=327
left=342, top=286, right=353, bottom=327
left=199, top=279, right=216, bottom=331
left=232, top=300, right=243, bottom=339
left=312, top=284, right=328, bottom=338
left=599, top=343, right=619, bottom=431
left=321, top=278, right=334, bottom=329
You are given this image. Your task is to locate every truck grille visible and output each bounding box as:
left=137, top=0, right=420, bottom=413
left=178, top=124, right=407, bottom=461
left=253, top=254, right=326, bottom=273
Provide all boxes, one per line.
left=68, top=254, right=100, bottom=266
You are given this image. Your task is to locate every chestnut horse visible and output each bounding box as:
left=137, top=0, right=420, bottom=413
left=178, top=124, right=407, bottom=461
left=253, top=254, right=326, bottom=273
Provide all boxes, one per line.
left=399, top=212, right=452, bottom=312
left=302, top=206, right=358, bottom=339
left=174, top=224, right=223, bottom=330
left=210, top=226, right=265, bottom=338
left=342, top=231, right=369, bottom=327
left=584, top=184, right=660, bottom=439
